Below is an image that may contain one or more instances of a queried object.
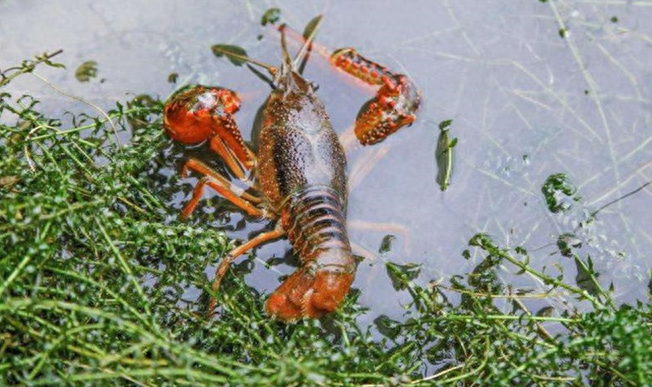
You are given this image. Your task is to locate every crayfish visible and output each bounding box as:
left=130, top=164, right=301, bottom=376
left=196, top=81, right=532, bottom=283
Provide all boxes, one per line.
left=163, top=17, right=421, bottom=321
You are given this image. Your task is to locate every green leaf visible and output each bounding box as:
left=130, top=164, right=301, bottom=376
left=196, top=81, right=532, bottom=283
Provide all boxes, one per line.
left=541, top=173, right=580, bottom=213
left=574, top=255, right=600, bottom=297
left=448, top=137, right=458, bottom=149
left=378, top=235, right=395, bottom=254
left=75, top=60, right=98, bottom=82
left=536, top=306, right=555, bottom=317
left=469, top=233, right=495, bottom=250
left=211, top=44, right=249, bottom=66
left=438, top=119, right=453, bottom=130
left=261, top=7, right=281, bottom=26
left=435, top=120, right=455, bottom=191
left=386, top=262, right=421, bottom=291
left=40, top=50, right=66, bottom=69
left=374, top=314, right=401, bottom=340
left=557, top=233, right=582, bottom=257
left=302, top=15, right=323, bottom=40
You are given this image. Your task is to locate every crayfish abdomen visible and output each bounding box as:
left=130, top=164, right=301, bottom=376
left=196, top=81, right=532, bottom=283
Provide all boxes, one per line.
left=267, top=185, right=354, bottom=319
left=256, top=70, right=354, bottom=320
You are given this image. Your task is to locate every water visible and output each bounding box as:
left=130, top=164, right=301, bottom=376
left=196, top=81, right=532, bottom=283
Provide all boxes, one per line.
left=3, top=0, right=651, bottom=323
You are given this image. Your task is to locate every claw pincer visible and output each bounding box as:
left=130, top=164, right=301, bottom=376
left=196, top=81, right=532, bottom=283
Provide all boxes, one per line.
left=164, top=85, right=254, bottom=177
left=331, top=48, right=422, bottom=145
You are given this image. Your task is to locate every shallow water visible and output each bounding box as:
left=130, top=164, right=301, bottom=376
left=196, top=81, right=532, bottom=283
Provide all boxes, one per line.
left=3, top=0, right=652, bottom=323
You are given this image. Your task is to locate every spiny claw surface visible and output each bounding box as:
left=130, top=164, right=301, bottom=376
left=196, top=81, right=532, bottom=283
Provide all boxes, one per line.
left=330, top=48, right=421, bottom=145
left=330, top=47, right=393, bottom=86
left=355, top=75, right=421, bottom=145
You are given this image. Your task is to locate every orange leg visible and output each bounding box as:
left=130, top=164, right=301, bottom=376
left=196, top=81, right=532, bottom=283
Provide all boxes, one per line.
left=209, top=134, right=256, bottom=181
left=182, top=158, right=262, bottom=203
left=209, top=224, right=286, bottom=313
left=180, top=158, right=268, bottom=218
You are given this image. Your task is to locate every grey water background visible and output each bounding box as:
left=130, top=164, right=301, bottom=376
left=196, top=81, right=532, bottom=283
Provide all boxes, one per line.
left=2, top=0, right=651, bottom=323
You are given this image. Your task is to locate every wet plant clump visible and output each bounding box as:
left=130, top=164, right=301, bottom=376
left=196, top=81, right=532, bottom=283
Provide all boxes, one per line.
left=541, top=173, right=581, bottom=213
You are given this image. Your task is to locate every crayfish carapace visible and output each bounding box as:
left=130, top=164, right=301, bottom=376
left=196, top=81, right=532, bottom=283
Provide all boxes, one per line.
left=163, top=17, right=421, bottom=321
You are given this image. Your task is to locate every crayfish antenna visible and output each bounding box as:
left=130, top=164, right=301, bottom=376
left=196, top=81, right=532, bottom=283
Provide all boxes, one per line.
left=278, top=15, right=324, bottom=74
left=294, top=15, right=324, bottom=74
left=246, top=64, right=276, bottom=89
left=279, top=23, right=293, bottom=71
left=211, top=45, right=278, bottom=77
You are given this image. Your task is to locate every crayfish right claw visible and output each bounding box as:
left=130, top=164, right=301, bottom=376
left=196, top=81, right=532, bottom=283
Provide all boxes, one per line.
left=354, top=75, right=421, bottom=145
left=330, top=48, right=422, bottom=145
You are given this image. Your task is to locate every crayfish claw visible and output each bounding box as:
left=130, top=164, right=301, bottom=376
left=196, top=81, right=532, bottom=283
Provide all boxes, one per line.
left=163, top=85, right=241, bottom=144
left=354, top=74, right=421, bottom=145
left=164, top=85, right=254, bottom=177
left=330, top=47, right=421, bottom=145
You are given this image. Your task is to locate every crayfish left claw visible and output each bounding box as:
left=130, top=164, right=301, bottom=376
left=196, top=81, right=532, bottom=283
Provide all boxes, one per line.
left=163, top=85, right=255, bottom=178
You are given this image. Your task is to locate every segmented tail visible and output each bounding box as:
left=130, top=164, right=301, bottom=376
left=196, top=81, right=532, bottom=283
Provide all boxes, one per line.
left=282, top=185, right=352, bottom=268
left=268, top=189, right=354, bottom=321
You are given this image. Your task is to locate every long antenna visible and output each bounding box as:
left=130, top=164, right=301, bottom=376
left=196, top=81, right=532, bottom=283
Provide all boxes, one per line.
left=212, top=46, right=278, bottom=76
left=279, top=24, right=292, bottom=68
left=293, top=15, right=324, bottom=71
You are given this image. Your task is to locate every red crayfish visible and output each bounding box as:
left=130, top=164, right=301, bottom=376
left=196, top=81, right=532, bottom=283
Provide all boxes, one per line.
left=163, top=17, right=421, bottom=321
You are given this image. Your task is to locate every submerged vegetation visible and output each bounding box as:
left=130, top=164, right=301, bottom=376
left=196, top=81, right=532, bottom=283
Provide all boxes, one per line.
left=1, top=53, right=651, bottom=386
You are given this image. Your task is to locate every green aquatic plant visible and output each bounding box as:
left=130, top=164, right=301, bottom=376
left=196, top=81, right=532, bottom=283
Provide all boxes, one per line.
left=74, top=61, right=98, bottom=83
left=1, top=53, right=651, bottom=386
left=541, top=173, right=580, bottom=214
left=435, top=119, right=456, bottom=192
left=260, top=7, right=281, bottom=26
